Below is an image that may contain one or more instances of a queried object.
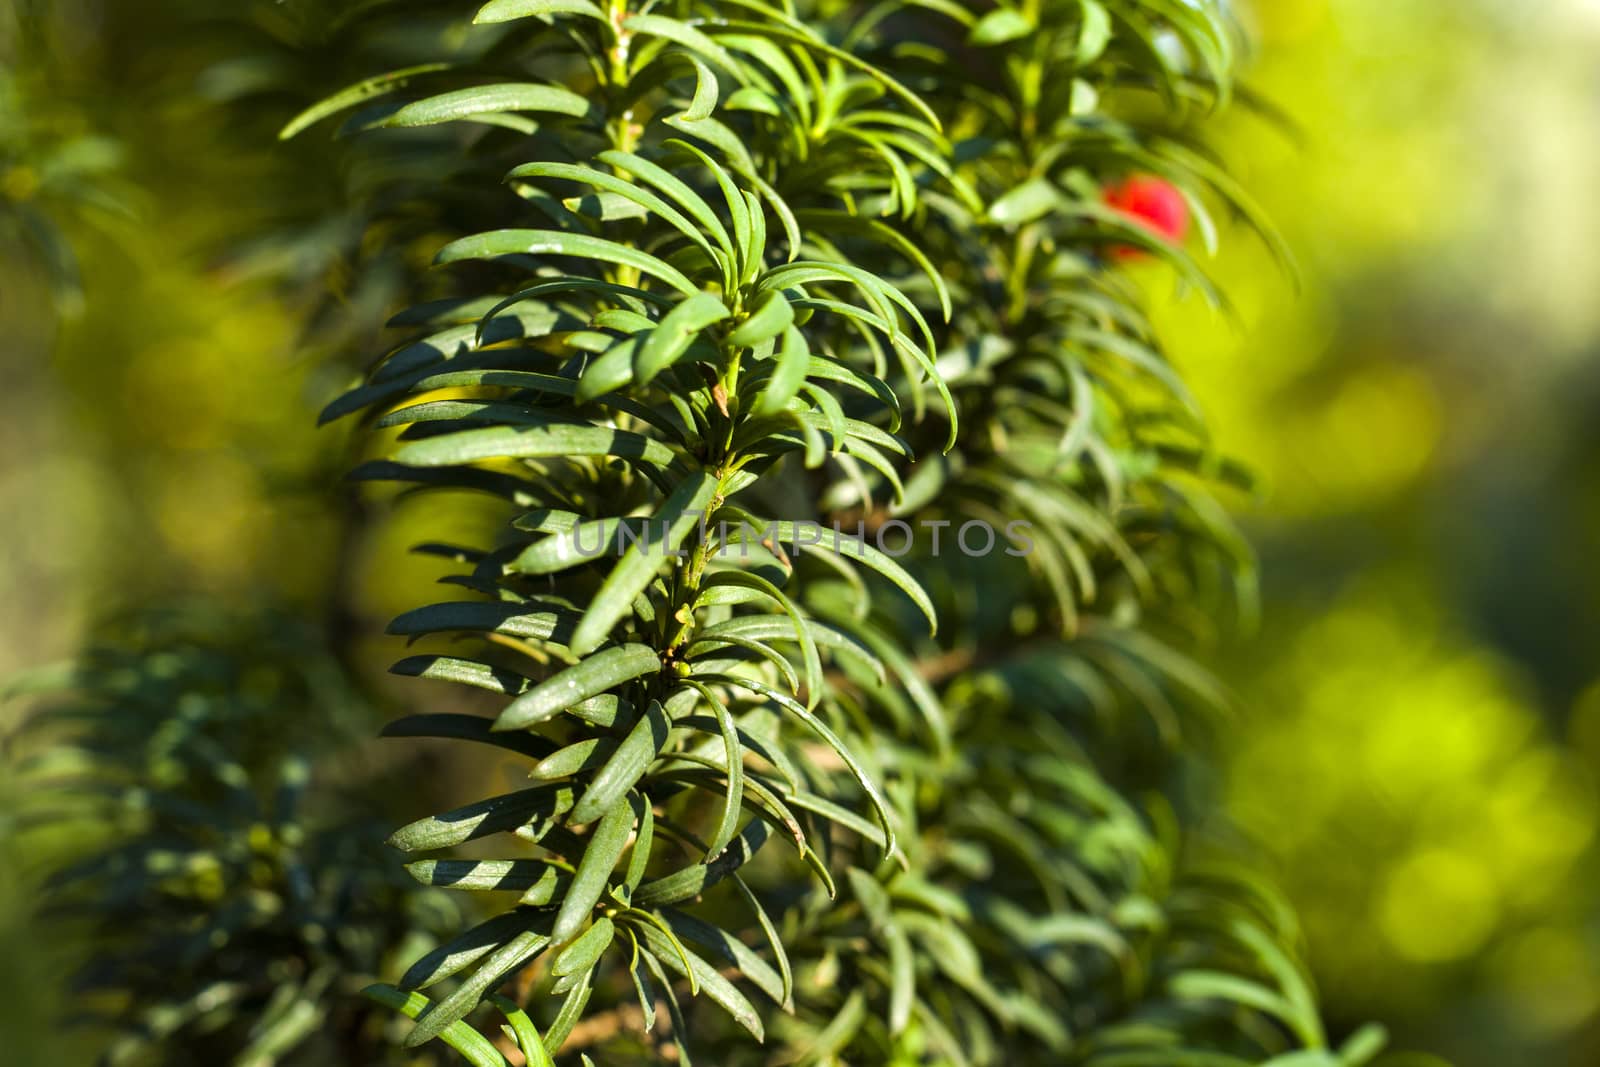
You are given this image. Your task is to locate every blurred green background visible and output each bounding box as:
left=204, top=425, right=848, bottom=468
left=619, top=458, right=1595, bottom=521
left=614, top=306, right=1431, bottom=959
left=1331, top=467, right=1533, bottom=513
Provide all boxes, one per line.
left=3, top=0, right=1598, bottom=1064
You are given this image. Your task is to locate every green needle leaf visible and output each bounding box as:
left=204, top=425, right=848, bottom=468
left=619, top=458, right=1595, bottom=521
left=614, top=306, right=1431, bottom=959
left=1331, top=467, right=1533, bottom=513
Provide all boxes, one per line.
left=374, top=84, right=590, bottom=127
left=569, top=470, right=719, bottom=655
left=631, top=292, right=731, bottom=391
left=567, top=699, right=673, bottom=826
left=278, top=64, right=451, bottom=139
left=552, top=798, right=636, bottom=945
left=391, top=422, right=678, bottom=471
left=362, top=985, right=509, bottom=1067
left=629, top=917, right=765, bottom=1040
left=725, top=289, right=794, bottom=349
left=474, top=0, right=603, bottom=20
left=552, top=916, right=616, bottom=977
left=436, top=230, right=701, bottom=296
left=495, top=645, right=662, bottom=732
left=403, top=929, right=549, bottom=1047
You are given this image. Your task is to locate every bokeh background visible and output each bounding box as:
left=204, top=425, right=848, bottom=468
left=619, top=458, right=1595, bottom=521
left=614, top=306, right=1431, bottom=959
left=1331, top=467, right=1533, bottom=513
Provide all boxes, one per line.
left=3, top=0, right=1598, bottom=1064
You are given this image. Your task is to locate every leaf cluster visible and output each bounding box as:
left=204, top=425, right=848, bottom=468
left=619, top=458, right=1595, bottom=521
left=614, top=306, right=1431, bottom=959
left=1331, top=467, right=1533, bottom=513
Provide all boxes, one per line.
left=260, top=0, right=1376, bottom=1064
left=3, top=606, right=467, bottom=1067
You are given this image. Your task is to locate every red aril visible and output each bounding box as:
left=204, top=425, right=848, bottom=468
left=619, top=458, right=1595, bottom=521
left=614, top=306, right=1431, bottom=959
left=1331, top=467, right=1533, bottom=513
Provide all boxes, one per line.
left=1103, top=174, right=1189, bottom=259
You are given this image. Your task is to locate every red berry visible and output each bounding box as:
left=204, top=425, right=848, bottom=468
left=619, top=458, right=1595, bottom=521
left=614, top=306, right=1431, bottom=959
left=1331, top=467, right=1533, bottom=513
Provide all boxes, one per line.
left=1103, top=175, right=1189, bottom=258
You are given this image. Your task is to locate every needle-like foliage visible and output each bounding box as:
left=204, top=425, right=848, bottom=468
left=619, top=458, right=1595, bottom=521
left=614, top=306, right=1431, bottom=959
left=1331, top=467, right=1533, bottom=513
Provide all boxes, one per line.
left=3, top=606, right=468, bottom=1066
left=274, top=1, right=1383, bottom=1064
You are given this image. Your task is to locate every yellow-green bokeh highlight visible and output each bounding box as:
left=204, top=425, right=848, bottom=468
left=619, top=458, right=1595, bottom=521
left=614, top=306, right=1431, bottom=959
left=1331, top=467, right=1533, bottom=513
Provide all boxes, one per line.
left=1141, top=0, right=1600, bottom=1057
